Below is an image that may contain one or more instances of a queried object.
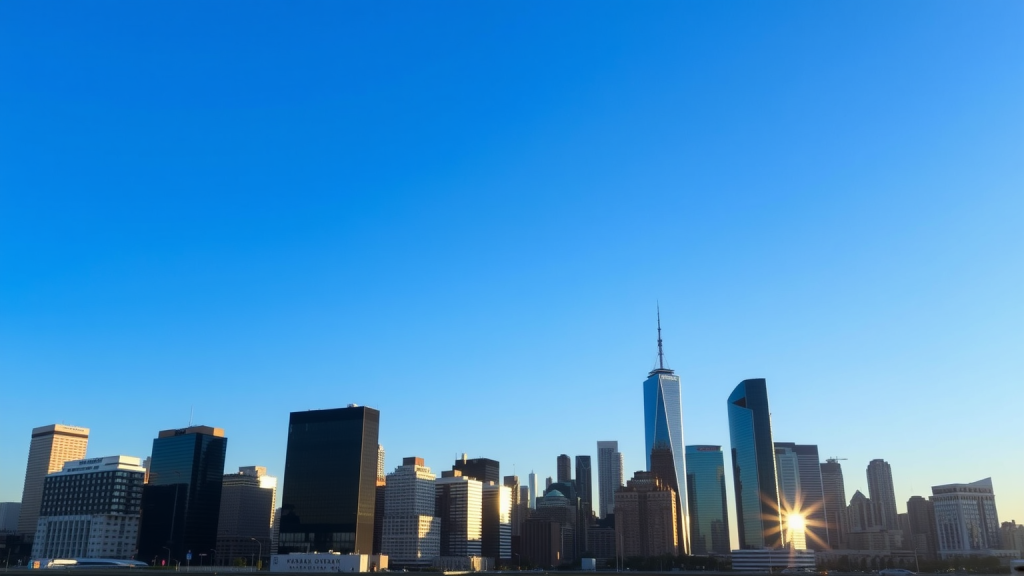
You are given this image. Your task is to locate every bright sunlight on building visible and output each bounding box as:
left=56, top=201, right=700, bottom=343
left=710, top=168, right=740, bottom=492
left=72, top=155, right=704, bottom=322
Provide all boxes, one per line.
left=786, top=513, right=807, bottom=550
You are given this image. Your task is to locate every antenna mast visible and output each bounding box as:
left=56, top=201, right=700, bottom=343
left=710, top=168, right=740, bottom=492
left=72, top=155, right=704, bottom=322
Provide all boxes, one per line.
left=657, top=304, right=664, bottom=369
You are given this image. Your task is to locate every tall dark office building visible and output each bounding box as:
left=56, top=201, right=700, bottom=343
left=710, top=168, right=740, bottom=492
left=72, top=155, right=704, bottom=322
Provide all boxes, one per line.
left=278, top=406, right=380, bottom=555
left=556, top=455, right=572, bottom=485
left=575, top=456, right=593, bottom=516
left=727, top=379, right=782, bottom=549
left=138, top=426, right=228, bottom=564
left=481, top=483, right=512, bottom=563
left=774, top=442, right=828, bottom=550
left=685, top=445, right=730, bottom=555
left=452, top=455, right=500, bottom=485
left=866, top=459, right=898, bottom=531
left=820, top=459, right=848, bottom=549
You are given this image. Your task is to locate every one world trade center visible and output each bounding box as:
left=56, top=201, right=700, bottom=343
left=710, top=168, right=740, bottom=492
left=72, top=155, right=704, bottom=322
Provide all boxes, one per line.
left=643, top=307, right=689, bottom=554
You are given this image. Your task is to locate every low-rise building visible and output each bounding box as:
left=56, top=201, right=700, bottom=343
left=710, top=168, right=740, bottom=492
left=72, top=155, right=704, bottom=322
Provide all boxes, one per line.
left=730, top=548, right=816, bottom=571
left=269, top=553, right=387, bottom=573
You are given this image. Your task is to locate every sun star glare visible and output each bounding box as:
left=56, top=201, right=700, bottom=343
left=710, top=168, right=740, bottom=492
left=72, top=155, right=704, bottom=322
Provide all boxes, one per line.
left=788, top=513, right=805, bottom=531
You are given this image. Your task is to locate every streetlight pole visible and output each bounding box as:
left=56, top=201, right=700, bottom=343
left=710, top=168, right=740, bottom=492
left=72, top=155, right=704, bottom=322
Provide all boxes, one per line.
left=163, top=547, right=173, bottom=568
left=251, top=538, right=263, bottom=571
left=210, top=549, right=217, bottom=568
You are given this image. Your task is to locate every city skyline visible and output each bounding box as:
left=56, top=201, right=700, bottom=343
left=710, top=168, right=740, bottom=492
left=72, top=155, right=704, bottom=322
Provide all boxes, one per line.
left=5, top=364, right=1021, bottom=555
left=1, top=0, right=1022, bottom=555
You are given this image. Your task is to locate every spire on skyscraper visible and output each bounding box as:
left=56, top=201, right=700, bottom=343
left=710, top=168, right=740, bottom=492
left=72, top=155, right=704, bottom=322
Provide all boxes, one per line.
left=657, top=304, right=664, bottom=369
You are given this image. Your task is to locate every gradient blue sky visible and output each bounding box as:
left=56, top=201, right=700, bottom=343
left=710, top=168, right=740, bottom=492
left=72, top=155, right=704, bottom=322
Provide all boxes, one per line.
left=2, top=1, right=1022, bottom=547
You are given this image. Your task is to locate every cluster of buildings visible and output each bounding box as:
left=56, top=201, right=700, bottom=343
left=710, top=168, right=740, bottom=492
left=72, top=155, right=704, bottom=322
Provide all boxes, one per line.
left=1, top=318, right=1021, bottom=571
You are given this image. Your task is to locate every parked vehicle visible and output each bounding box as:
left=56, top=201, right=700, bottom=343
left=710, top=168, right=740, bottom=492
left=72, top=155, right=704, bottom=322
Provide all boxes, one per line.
left=878, top=569, right=916, bottom=576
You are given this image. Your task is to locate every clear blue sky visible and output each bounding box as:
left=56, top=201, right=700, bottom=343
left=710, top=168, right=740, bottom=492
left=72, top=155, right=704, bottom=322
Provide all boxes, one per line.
left=2, top=1, right=1022, bottom=547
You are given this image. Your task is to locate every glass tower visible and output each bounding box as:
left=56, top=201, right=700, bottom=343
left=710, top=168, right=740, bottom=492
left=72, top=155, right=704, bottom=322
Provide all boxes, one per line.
left=643, top=310, right=689, bottom=553
left=138, top=426, right=228, bottom=565
left=774, top=443, right=828, bottom=550
left=279, top=406, right=380, bottom=555
left=727, top=378, right=782, bottom=549
left=575, top=455, right=593, bottom=512
left=685, top=445, right=730, bottom=555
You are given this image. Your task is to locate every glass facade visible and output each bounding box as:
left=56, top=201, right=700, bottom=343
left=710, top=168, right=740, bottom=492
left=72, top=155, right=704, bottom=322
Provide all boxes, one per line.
left=685, top=445, right=730, bottom=555
left=435, top=476, right=483, bottom=557
left=774, top=443, right=828, bottom=550
left=727, top=379, right=782, bottom=549
left=138, top=427, right=228, bottom=565
left=644, top=368, right=689, bottom=552
left=575, top=455, right=592, bottom=511
left=278, top=406, right=379, bottom=555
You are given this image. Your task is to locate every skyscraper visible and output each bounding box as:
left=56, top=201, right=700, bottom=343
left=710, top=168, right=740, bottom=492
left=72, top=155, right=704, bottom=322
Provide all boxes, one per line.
left=382, top=457, right=440, bottom=567
left=435, top=471, right=483, bottom=557
left=504, top=476, right=523, bottom=537
left=31, top=456, right=145, bottom=560
left=820, top=459, right=848, bottom=550
left=17, top=424, right=90, bottom=536
left=375, top=445, right=386, bottom=555
left=906, top=495, right=938, bottom=558
left=773, top=443, right=827, bottom=550
left=727, top=378, right=782, bottom=549
left=0, top=503, right=21, bottom=533
left=556, top=455, right=572, bottom=485
left=866, top=459, right=899, bottom=531
left=278, top=406, right=379, bottom=555
left=138, top=426, right=228, bottom=564
left=533, top=484, right=580, bottom=564
left=847, top=490, right=879, bottom=532
left=216, top=466, right=277, bottom=566
left=575, top=455, right=593, bottom=521
left=614, top=471, right=678, bottom=558
left=528, top=472, right=539, bottom=510
left=643, top=310, right=689, bottom=553
left=597, top=441, right=622, bottom=519
left=482, top=483, right=512, bottom=563
left=931, top=478, right=1002, bottom=557
left=452, top=455, right=500, bottom=485
left=685, top=445, right=730, bottom=555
